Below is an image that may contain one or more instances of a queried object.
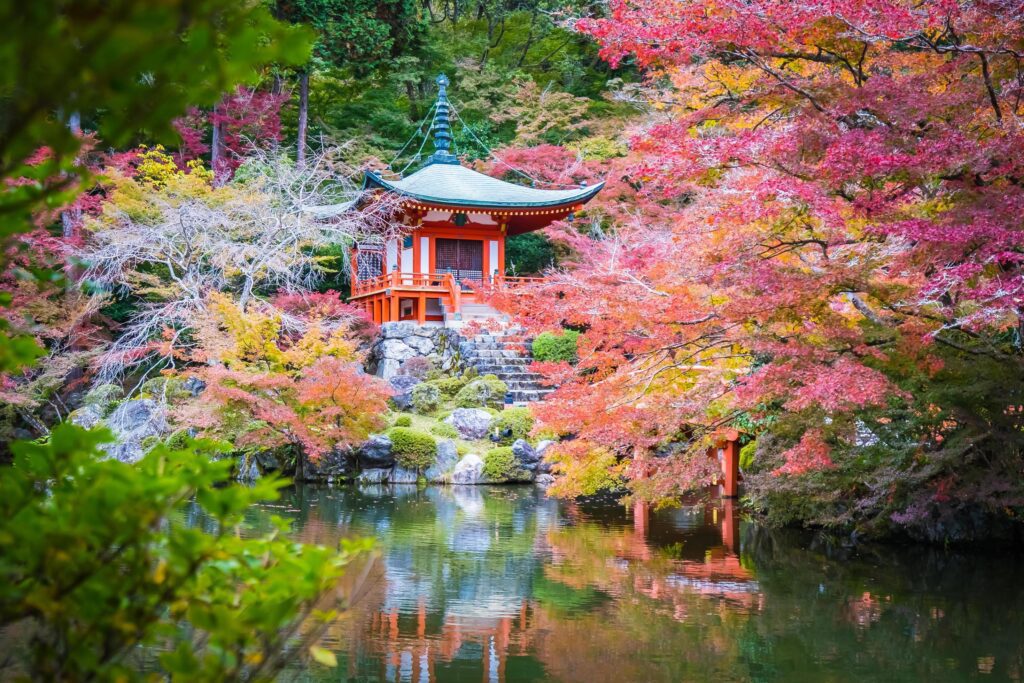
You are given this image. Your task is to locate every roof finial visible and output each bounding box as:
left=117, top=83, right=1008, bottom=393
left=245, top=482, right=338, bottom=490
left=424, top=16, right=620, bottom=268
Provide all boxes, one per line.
left=428, top=73, right=459, bottom=164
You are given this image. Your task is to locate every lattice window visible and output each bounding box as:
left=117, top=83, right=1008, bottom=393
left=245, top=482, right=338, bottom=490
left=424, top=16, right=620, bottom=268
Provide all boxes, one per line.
left=356, top=250, right=384, bottom=282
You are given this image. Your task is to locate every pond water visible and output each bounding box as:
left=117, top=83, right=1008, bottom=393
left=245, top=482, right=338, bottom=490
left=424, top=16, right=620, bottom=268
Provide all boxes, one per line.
left=252, top=485, right=1023, bottom=682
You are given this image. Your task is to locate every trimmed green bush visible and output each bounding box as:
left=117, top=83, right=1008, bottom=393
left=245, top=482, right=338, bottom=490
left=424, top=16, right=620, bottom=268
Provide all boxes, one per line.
left=429, top=422, right=459, bottom=439
left=532, top=330, right=580, bottom=363
left=483, top=447, right=527, bottom=482
left=386, top=427, right=437, bottom=471
left=392, top=414, right=413, bottom=428
left=427, top=375, right=469, bottom=398
left=454, top=375, right=508, bottom=409
left=491, top=407, right=534, bottom=445
left=410, top=383, right=440, bottom=414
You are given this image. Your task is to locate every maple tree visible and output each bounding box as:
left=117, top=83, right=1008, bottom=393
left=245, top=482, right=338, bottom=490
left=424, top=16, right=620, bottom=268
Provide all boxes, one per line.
left=486, top=0, right=1024, bottom=538
left=177, top=291, right=390, bottom=471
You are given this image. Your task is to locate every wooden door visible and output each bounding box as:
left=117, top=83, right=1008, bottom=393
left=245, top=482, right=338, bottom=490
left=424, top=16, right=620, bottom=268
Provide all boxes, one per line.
left=435, top=239, right=483, bottom=284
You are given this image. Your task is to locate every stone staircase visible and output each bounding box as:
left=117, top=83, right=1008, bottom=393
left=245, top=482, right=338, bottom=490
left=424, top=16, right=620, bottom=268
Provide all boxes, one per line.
left=441, top=301, right=510, bottom=327
left=461, top=329, right=554, bottom=404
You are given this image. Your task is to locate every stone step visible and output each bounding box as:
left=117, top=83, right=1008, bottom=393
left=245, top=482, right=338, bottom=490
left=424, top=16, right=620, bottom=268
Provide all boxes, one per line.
left=509, top=389, right=555, bottom=402
left=470, top=349, right=525, bottom=359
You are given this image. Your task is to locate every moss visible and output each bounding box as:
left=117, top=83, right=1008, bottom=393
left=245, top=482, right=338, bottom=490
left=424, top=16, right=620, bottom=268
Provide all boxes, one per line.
left=386, top=427, right=437, bottom=471
left=83, top=383, right=124, bottom=409
left=531, top=330, right=580, bottom=363
left=139, top=376, right=191, bottom=401
left=429, top=422, right=459, bottom=439
left=427, top=375, right=469, bottom=399
left=456, top=443, right=469, bottom=456
left=164, top=429, right=192, bottom=450
left=491, top=407, right=534, bottom=445
left=411, top=383, right=441, bottom=414
left=454, top=376, right=508, bottom=409
left=483, top=446, right=527, bottom=482
left=392, top=414, right=413, bottom=428
left=140, top=435, right=161, bottom=451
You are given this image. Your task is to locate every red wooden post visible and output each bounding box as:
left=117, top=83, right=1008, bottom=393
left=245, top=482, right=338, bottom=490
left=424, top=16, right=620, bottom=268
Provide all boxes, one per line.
left=722, top=438, right=740, bottom=498
left=416, top=294, right=426, bottom=325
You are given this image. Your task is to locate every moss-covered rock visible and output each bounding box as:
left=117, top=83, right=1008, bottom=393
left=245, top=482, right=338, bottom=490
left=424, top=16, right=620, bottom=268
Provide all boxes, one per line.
left=392, top=414, right=413, bottom=427
left=411, top=383, right=441, bottom=414
left=482, top=446, right=529, bottom=482
left=386, top=427, right=437, bottom=471
left=82, top=383, right=123, bottom=410
left=454, top=375, right=508, bottom=409
left=139, top=376, right=192, bottom=401
left=491, top=407, right=534, bottom=445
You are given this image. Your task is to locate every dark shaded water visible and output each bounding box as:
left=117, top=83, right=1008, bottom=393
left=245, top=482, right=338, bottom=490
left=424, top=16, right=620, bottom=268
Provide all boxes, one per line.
left=251, top=485, right=1023, bottom=682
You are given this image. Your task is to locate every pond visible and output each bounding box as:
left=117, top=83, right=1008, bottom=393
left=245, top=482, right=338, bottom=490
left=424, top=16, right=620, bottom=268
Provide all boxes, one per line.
left=251, top=485, right=1023, bottom=682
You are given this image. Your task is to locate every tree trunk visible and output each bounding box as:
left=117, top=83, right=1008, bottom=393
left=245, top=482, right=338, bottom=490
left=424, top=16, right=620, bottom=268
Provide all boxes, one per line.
left=297, top=70, right=309, bottom=168
left=210, top=103, right=222, bottom=179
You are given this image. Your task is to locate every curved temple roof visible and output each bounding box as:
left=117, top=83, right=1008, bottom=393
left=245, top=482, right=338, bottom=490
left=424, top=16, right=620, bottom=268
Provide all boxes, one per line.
left=363, top=163, right=604, bottom=210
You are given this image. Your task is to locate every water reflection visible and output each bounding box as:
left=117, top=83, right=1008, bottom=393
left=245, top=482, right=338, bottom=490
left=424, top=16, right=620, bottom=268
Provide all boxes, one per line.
left=253, top=485, right=1024, bottom=682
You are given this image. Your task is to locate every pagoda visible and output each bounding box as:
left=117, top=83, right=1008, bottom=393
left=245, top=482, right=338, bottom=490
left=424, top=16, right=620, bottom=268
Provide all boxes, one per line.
left=348, top=74, right=604, bottom=326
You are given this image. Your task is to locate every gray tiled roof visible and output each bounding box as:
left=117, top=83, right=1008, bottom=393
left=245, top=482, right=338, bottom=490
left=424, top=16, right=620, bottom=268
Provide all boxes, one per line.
left=364, top=162, right=603, bottom=209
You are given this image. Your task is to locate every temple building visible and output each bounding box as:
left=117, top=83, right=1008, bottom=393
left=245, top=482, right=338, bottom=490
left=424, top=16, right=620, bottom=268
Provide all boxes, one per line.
left=348, top=74, right=604, bottom=326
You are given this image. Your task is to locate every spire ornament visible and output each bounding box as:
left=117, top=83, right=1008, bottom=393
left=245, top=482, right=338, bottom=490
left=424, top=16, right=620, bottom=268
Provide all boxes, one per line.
left=428, top=73, right=459, bottom=164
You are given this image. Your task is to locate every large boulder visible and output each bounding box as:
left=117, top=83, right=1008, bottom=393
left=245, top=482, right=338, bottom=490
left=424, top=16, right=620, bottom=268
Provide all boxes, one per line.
left=357, top=468, right=391, bottom=484
left=380, top=321, right=418, bottom=339
left=377, top=358, right=401, bottom=380
left=104, top=399, right=168, bottom=464
left=388, top=375, right=422, bottom=410
left=390, top=466, right=420, bottom=484
left=425, top=440, right=459, bottom=483
left=379, top=339, right=418, bottom=362
left=451, top=453, right=484, bottom=485
left=357, top=434, right=395, bottom=469
left=69, top=404, right=104, bottom=430
left=535, top=473, right=555, bottom=489
left=298, top=449, right=355, bottom=482
left=404, top=335, right=435, bottom=355
left=535, top=440, right=556, bottom=474
left=444, top=408, right=494, bottom=440
left=511, top=439, right=540, bottom=471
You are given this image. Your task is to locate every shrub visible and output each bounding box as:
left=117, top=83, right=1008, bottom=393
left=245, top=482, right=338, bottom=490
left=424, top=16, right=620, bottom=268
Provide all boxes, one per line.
left=483, top=446, right=527, bottom=482
left=454, top=375, right=508, bottom=409
left=428, top=375, right=469, bottom=398
left=399, top=356, right=434, bottom=379
left=386, top=427, right=437, bottom=471
left=392, top=414, right=413, bottom=428
left=429, top=422, right=459, bottom=439
left=532, top=330, right=580, bottom=363
left=410, top=383, right=441, bottom=414
left=491, top=407, right=534, bottom=445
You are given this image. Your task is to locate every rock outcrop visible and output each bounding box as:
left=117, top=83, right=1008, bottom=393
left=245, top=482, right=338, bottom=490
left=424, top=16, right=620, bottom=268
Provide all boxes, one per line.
left=444, top=408, right=493, bottom=440
left=367, top=322, right=462, bottom=379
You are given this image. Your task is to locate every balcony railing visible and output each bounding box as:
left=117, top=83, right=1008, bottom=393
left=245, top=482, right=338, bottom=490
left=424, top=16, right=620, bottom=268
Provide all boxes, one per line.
left=350, top=272, right=544, bottom=298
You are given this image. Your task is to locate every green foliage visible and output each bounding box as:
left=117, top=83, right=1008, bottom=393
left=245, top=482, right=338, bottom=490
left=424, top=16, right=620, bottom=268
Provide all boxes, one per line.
left=410, top=382, right=441, bottom=414
left=505, top=232, right=556, bottom=275
left=739, top=440, right=757, bottom=471
left=454, top=375, right=508, bottom=409
left=491, top=407, right=534, bottom=445
left=532, top=330, right=580, bottom=363
left=428, top=375, right=470, bottom=398
left=392, top=414, right=413, bottom=427
left=0, top=425, right=370, bottom=679
left=0, top=0, right=312, bottom=232
left=429, top=422, right=459, bottom=439
left=483, top=446, right=526, bottom=482
left=386, top=427, right=437, bottom=471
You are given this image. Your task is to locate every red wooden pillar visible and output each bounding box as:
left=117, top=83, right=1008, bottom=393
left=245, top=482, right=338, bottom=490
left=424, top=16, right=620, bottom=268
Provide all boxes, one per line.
left=389, top=295, right=400, bottom=322
left=722, top=438, right=740, bottom=498
left=416, top=294, right=426, bottom=325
